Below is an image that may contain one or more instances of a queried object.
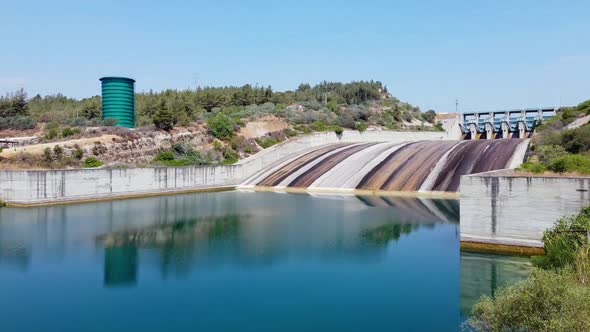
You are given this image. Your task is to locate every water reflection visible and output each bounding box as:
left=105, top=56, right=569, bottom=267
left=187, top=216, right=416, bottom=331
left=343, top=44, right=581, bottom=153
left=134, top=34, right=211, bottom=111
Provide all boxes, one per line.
left=460, top=252, right=532, bottom=318
left=0, top=192, right=483, bottom=331
left=0, top=192, right=459, bottom=276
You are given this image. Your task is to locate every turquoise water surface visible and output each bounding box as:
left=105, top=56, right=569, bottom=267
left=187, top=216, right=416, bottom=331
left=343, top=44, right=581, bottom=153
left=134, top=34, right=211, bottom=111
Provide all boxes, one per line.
left=0, top=191, right=530, bottom=331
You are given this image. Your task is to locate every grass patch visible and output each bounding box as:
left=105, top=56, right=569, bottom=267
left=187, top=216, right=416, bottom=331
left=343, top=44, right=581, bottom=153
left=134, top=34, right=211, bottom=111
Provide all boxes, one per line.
left=83, top=157, right=104, bottom=168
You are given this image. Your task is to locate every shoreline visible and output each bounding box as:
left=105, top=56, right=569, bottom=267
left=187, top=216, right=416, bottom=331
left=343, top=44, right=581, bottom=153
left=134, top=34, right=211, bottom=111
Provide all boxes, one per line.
left=3, top=186, right=236, bottom=208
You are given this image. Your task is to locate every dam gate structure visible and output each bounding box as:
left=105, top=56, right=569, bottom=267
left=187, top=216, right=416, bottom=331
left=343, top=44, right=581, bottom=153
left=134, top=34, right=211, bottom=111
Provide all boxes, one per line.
left=458, top=108, right=556, bottom=140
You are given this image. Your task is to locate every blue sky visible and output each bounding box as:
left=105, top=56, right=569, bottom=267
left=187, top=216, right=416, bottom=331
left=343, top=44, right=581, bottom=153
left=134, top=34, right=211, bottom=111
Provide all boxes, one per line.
left=1, top=0, right=589, bottom=112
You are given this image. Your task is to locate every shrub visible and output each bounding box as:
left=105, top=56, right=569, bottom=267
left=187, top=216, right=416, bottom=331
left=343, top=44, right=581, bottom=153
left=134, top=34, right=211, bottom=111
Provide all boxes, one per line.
left=283, top=128, right=297, bottom=137
left=171, top=143, right=188, bottom=155
left=53, top=145, right=64, bottom=160
left=469, top=269, right=590, bottom=332
left=257, top=137, right=279, bottom=149
left=334, top=127, right=343, bottom=135
left=468, top=207, right=590, bottom=331
left=561, top=125, right=590, bottom=154
left=535, top=145, right=567, bottom=164
left=222, top=147, right=239, bottom=164
left=532, top=208, right=590, bottom=269
left=310, top=121, right=330, bottom=132
left=548, top=155, right=590, bottom=174
left=519, top=161, right=547, bottom=174
left=83, top=157, right=104, bottom=168
left=154, top=151, right=175, bottom=162
left=421, top=110, right=437, bottom=123
left=73, top=144, right=84, bottom=160
left=356, top=122, right=368, bottom=133
left=46, top=128, right=59, bottom=140
left=62, top=127, right=80, bottom=138
left=42, top=147, right=53, bottom=164
left=208, top=113, right=234, bottom=140
left=337, top=112, right=356, bottom=129
left=11, top=116, right=36, bottom=130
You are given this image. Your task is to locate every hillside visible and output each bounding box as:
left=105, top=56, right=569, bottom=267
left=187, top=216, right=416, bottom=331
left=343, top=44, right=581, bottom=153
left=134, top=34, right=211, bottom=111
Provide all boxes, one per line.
left=0, top=81, right=442, bottom=169
left=519, top=100, right=590, bottom=175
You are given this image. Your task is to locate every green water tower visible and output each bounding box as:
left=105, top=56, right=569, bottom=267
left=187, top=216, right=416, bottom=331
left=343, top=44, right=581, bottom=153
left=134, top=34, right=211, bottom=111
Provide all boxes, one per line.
left=100, top=76, right=136, bottom=128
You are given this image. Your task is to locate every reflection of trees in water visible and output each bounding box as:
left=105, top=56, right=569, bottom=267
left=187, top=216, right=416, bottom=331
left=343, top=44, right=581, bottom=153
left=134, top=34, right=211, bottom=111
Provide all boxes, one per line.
left=101, top=215, right=242, bottom=284
left=100, top=212, right=430, bottom=285
left=361, top=223, right=423, bottom=246
left=460, top=253, right=532, bottom=317
left=100, top=215, right=242, bottom=248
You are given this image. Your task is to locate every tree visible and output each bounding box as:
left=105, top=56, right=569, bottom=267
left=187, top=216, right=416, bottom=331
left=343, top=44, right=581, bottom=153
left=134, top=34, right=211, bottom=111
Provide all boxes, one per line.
left=80, top=98, right=101, bottom=119
left=13, top=88, right=28, bottom=115
left=0, top=88, right=28, bottom=117
left=422, top=110, right=437, bottom=123
left=153, top=101, right=176, bottom=131
left=207, top=113, right=234, bottom=140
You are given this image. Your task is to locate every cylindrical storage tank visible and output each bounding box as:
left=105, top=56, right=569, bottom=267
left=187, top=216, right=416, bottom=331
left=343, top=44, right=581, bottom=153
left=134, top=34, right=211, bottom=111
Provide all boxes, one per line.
left=100, top=77, right=135, bottom=128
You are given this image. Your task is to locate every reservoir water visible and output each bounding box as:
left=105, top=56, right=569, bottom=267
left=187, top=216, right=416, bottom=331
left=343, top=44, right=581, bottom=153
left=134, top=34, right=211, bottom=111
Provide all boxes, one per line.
left=0, top=191, right=531, bottom=331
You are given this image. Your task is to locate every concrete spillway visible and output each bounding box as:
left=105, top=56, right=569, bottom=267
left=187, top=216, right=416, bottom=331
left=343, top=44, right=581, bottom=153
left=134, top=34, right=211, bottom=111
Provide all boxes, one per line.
left=242, top=139, right=529, bottom=193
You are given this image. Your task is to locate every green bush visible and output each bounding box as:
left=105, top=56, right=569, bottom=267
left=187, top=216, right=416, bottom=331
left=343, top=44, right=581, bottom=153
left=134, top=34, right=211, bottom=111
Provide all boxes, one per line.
left=519, top=161, right=547, bottom=174
left=421, top=110, right=437, bottom=123
left=0, top=116, right=37, bottom=130
left=334, top=126, right=343, bottom=135
left=310, top=121, right=330, bottom=132
left=257, top=137, right=279, bottom=149
left=208, top=113, right=235, bottom=140
left=83, top=157, right=103, bottom=168
left=469, top=269, right=590, bottom=332
left=62, top=127, right=80, bottom=138
left=283, top=128, right=297, bottom=137
left=534, top=145, right=567, bottom=164
left=154, top=151, right=175, bottom=162
left=561, top=125, right=590, bottom=154
left=532, top=208, right=590, bottom=269
left=548, top=155, right=590, bottom=174
left=222, top=147, right=239, bottom=164
left=46, top=128, right=59, bottom=140
left=469, top=207, right=590, bottom=331
left=356, top=122, right=368, bottom=133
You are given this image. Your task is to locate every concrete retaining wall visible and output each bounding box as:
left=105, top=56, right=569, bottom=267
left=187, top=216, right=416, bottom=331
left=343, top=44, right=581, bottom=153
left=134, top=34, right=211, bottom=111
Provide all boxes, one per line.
left=460, top=170, right=590, bottom=247
left=0, top=166, right=242, bottom=204
left=0, top=130, right=449, bottom=205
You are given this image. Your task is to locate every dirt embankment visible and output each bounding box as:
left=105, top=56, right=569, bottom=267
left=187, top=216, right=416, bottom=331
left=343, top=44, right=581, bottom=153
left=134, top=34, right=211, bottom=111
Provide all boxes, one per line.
left=239, top=116, right=289, bottom=139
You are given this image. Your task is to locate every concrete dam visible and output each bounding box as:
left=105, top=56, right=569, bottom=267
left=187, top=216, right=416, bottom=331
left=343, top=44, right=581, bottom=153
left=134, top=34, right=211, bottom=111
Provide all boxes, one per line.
left=242, top=139, right=529, bottom=193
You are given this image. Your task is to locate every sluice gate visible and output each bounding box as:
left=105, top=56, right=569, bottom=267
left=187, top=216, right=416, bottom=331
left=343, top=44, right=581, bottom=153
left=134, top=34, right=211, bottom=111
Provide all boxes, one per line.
left=459, top=108, right=556, bottom=140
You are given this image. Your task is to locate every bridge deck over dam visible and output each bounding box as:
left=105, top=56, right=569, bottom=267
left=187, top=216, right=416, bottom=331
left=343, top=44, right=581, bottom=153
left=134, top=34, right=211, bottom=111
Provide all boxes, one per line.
left=241, top=139, right=529, bottom=194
